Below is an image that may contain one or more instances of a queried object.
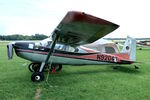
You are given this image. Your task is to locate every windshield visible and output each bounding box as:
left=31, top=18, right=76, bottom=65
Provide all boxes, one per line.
left=38, top=38, right=52, bottom=47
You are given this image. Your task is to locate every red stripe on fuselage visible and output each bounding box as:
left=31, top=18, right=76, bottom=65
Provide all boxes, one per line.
left=16, top=49, right=131, bottom=64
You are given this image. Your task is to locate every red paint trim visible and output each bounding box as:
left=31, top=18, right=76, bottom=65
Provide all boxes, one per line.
left=62, top=11, right=115, bottom=25
left=16, top=48, right=132, bottom=64
left=80, top=47, right=98, bottom=53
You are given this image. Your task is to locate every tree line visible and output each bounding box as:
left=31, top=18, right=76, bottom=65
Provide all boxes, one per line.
left=0, top=34, right=48, bottom=40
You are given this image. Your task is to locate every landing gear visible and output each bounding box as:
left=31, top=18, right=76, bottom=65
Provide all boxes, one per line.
left=28, top=63, right=41, bottom=72
left=30, top=30, right=60, bottom=82
left=31, top=72, right=44, bottom=82
left=50, top=64, right=62, bottom=74
left=51, top=64, right=62, bottom=71
left=113, top=66, right=118, bottom=69
left=139, top=48, right=142, bottom=50
left=28, top=63, right=33, bottom=72
left=134, top=65, right=139, bottom=69
left=29, top=62, right=44, bottom=82
left=29, top=62, right=63, bottom=82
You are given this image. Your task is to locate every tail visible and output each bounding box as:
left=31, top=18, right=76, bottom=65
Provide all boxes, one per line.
left=121, top=36, right=136, bottom=61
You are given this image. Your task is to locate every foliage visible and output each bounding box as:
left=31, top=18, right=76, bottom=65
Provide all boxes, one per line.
left=0, top=34, right=48, bottom=40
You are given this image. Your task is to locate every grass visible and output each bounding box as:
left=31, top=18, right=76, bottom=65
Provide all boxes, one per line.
left=0, top=42, right=150, bottom=100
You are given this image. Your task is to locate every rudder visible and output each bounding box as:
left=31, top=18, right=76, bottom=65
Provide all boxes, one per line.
left=121, top=36, right=136, bottom=61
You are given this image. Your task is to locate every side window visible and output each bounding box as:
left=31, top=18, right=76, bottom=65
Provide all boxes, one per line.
left=105, top=46, right=116, bottom=53
left=74, top=48, right=79, bottom=52
left=55, top=44, right=66, bottom=51
left=68, top=46, right=75, bottom=52
left=55, top=44, right=76, bottom=52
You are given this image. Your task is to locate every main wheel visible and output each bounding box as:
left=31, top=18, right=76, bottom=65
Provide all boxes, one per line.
left=28, top=63, right=41, bottom=72
left=32, top=63, right=41, bottom=72
left=51, top=64, right=62, bottom=71
left=28, top=63, right=34, bottom=72
left=31, top=72, right=44, bottom=82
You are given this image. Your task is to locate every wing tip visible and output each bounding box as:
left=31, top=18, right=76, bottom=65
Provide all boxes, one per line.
left=113, top=23, right=120, bottom=29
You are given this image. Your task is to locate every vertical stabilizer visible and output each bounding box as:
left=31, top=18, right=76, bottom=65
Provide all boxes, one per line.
left=121, top=36, right=136, bottom=61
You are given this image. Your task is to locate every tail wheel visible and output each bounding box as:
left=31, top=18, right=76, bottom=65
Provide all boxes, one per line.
left=28, top=63, right=41, bottom=72
left=51, top=64, right=62, bottom=71
left=31, top=72, right=44, bottom=82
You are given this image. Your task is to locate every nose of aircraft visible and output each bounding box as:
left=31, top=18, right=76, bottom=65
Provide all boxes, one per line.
left=14, top=41, right=35, bottom=49
left=7, top=41, right=35, bottom=59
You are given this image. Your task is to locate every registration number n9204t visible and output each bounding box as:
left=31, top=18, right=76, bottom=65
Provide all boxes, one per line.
left=97, top=55, right=117, bottom=62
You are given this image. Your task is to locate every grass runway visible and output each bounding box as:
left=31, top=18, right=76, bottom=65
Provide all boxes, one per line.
left=0, top=42, right=150, bottom=100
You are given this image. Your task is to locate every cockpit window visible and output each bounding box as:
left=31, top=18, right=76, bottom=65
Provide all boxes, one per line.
left=39, top=38, right=52, bottom=47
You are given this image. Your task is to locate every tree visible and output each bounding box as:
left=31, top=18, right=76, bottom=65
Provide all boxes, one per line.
left=0, top=34, right=48, bottom=40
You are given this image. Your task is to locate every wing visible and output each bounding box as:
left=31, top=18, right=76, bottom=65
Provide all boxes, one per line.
left=51, top=11, right=119, bottom=46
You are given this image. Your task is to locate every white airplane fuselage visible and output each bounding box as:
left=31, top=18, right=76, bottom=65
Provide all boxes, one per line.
left=10, top=41, right=133, bottom=65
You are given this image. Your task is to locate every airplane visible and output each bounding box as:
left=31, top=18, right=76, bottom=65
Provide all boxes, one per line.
left=136, top=40, right=150, bottom=50
left=7, top=11, right=137, bottom=82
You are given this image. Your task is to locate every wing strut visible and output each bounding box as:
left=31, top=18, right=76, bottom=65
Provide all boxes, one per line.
left=45, top=32, right=60, bottom=64
left=39, top=30, right=60, bottom=72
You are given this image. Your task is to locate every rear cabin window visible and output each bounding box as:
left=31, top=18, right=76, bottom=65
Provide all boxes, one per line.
left=105, top=46, right=116, bottom=53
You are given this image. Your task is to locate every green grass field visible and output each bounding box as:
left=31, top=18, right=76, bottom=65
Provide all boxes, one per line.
left=0, top=42, right=150, bottom=100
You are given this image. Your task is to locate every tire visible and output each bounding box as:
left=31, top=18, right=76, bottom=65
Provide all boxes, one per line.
left=139, top=48, right=142, bottom=50
left=51, top=64, right=62, bottom=71
left=31, top=72, right=44, bottom=82
left=28, top=63, right=41, bottom=72
left=56, top=64, right=62, bottom=71
left=32, top=63, right=41, bottom=72
left=28, top=63, right=34, bottom=72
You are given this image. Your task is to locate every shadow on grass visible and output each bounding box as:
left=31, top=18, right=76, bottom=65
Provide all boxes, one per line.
left=137, top=48, right=150, bottom=51
left=109, top=65, right=140, bottom=74
left=53, top=65, right=140, bottom=78
left=42, top=65, right=141, bottom=87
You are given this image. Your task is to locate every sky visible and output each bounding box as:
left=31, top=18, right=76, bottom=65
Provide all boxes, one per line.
left=0, top=0, right=150, bottom=38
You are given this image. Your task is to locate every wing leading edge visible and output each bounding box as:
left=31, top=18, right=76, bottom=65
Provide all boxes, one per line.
left=51, top=11, right=119, bottom=46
